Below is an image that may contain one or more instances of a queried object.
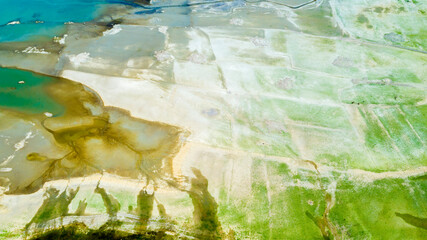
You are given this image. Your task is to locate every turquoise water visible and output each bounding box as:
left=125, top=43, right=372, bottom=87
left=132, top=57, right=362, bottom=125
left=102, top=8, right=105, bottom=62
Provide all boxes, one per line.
left=0, top=0, right=108, bottom=26
left=0, top=23, right=67, bottom=42
left=0, top=67, right=64, bottom=115
left=0, top=0, right=139, bottom=42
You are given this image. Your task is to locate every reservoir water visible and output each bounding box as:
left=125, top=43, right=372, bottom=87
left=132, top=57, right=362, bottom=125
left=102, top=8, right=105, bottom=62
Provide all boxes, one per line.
left=0, top=67, right=64, bottom=115
left=0, top=0, right=138, bottom=42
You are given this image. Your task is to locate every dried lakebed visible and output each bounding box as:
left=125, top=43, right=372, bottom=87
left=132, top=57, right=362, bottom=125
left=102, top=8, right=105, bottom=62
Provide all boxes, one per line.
left=0, top=0, right=426, bottom=239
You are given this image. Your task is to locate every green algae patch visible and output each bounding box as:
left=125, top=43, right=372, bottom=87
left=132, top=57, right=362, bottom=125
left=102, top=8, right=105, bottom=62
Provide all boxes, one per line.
left=357, top=14, right=369, bottom=24
left=340, top=84, right=426, bottom=105
left=373, top=107, right=425, bottom=162
left=388, top=69, right=422, bottom=83
left=330, top=177, right=427, bottom=239
left=270, top=31, right=287, bottom=53
left=218, top=158, right=337, bottom=239
left=400, top=105, right=427, bottom=142
left=0, top=230, right=20, bottom=239
left=355, top=105, right=427, bottom=171
left=218, top=157, right=427, bottom=239
left=356, top=106, right=402, bottom=169
left=0, top=67, right=64, bottom=115
left=247, top=159, right=272, bottom=239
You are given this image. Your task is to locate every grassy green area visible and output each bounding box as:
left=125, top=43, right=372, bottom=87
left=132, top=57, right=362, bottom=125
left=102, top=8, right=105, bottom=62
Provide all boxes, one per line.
left=218, top=158, right=427, bottom=239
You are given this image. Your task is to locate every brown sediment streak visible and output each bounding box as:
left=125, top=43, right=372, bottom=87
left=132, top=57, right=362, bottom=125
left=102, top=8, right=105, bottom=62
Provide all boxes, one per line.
left=305, top=162, right=341, bottom=240
left=304, top=159, right=320, bottom=174
left=0, top=68, right=189, bottom=194
left=306, top=194, right=341, bottom=240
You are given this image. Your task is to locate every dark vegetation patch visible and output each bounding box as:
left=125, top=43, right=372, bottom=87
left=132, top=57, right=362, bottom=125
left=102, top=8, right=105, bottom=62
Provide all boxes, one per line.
left=30, top=222, right=172, bottom=240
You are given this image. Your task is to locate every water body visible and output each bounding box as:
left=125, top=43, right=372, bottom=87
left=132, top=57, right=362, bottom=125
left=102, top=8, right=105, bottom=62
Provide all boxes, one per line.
left=0, top=67, right=64, bottom=115
left=0, top=0, right=141, bottom=42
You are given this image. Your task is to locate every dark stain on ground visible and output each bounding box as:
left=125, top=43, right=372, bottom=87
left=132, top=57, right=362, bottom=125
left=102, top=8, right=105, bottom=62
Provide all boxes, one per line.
left=395, top=212, right=427, bottom=230
left=29, top=222, right=171, bottom=240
